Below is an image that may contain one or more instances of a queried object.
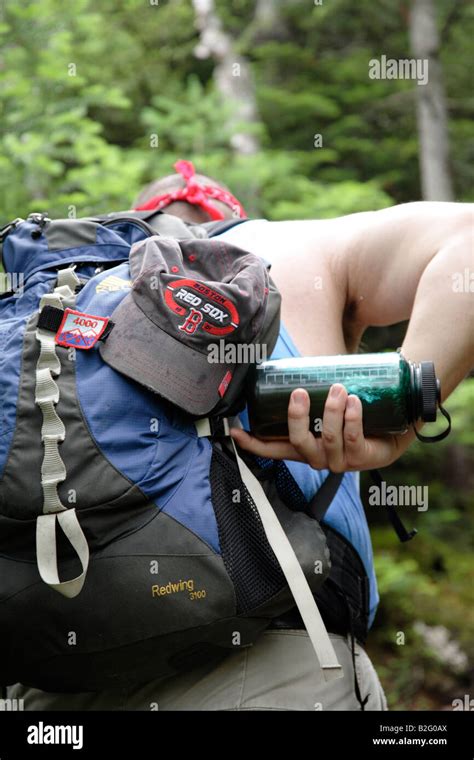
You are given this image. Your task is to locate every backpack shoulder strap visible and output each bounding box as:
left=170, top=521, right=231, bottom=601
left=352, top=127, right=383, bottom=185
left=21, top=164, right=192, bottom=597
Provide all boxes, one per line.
left=91, top=209, right=211, bottom=240
left=307, top=472, right=344, bottom=522
left=195, top=415, right=343, bottom=683
left=91, top=209, right=165, bottom=224
left=369, top=469, right=417, bottom=542
left=201, top=219, right=249, bottom=237
left=308, top=469, right=417, bottom=541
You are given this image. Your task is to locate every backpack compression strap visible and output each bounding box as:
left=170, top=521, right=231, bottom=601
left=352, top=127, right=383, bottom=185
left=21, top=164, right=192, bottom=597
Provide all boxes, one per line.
left=195, top=416, right=343, bottom=682
left=34, top=267, right=89, bottom=598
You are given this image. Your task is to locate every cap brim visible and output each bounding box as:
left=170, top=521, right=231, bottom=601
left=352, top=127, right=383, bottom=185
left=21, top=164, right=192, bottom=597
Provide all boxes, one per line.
left=99, top=295, right=235, bottom=416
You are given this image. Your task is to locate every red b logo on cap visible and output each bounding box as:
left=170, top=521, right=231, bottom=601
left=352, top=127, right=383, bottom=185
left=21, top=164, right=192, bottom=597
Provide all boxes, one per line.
left=178, top=307, right=203, bottom=335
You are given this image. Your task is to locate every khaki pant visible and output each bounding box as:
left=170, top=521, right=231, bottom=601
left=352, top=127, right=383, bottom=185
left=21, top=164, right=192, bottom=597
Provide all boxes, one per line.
left=8, top=632, right=387, bottom=711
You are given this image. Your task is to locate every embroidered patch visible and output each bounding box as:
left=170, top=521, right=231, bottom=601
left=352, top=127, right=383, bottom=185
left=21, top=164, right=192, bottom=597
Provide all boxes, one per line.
left=164, top=278, right=240, bottom=337
left=96, top=275, right=132, bottom=293
left=55, top=308, right=110, bottom=349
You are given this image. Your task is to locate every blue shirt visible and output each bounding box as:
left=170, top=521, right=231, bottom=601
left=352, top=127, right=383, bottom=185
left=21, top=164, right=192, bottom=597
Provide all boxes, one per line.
left=214, top=222, right=379, bottom=626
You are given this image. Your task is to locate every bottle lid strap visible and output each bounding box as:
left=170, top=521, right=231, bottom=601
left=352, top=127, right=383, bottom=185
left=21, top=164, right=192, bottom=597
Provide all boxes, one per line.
left=414, top=403, right=452, bottom=443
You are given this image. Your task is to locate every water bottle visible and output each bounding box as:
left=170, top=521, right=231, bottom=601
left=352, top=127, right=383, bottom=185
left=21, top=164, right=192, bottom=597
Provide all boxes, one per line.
left=246, top=352, right=451, bottom=442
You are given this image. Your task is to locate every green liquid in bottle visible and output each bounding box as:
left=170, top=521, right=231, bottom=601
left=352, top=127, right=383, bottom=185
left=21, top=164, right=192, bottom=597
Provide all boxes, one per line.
left=247, top=352, right=439, bottom=440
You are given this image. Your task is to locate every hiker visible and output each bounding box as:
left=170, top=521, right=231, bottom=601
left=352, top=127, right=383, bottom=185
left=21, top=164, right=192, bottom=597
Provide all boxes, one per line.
left=4, top=161, right=473, bottom=711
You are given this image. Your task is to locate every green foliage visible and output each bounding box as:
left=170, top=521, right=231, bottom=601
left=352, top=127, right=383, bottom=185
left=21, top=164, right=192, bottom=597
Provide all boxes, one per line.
left=4, top=0, right=472, bottom=222
left=143, top=80, right=227, bottom=152
left=363, top=379, right=474, bottom=708
left=269, top=178, right=393, bottom=219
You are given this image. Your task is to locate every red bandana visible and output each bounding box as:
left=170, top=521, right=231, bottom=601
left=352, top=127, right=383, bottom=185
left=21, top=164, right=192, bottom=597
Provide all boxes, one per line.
left=134, top=160, right=247, bottom=221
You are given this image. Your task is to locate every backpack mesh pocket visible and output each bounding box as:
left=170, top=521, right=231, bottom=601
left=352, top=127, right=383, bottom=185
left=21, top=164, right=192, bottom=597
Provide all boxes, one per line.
left=254, top=456, right=308, bottom=512
left=209, top=445, right=286, bottom=614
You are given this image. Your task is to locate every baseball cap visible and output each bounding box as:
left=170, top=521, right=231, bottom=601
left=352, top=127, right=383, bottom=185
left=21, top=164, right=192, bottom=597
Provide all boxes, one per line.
left=99, top=236, right=281, bottom=416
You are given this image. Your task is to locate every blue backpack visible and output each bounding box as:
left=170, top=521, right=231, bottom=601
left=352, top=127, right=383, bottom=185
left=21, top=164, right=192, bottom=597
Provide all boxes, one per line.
left=0, top=210, right=352, bottom=692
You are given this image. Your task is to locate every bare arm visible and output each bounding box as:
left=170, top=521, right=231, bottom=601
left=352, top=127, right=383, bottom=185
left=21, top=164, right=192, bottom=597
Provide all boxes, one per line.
left=230, top=202, right=474, bottom=470
left=342, top=201, right=474, bottom=398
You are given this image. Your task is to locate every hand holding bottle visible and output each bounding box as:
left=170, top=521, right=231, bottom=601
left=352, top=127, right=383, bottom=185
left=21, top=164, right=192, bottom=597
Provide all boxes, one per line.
left=231, top=383, right=406, bottom=473
left=230, top=352, right=450, bottom=473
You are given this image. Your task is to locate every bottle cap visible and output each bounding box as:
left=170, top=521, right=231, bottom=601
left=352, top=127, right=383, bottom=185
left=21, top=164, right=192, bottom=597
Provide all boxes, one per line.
left=420, top=361, right=438, bottom=422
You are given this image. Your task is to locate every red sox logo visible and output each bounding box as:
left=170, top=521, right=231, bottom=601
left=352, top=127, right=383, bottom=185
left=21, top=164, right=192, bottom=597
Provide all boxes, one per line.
left=179, top=307, right=203, bottom=334
left=165, top=278, right=239, bottom=337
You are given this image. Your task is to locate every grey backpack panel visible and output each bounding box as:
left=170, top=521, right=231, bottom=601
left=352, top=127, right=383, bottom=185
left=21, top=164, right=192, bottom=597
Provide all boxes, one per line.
left=0, top=310, right=138, bottom=521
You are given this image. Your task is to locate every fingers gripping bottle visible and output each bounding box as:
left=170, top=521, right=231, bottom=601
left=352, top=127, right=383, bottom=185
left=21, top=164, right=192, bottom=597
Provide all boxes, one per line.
left=247, top=352, right=451, bottom=443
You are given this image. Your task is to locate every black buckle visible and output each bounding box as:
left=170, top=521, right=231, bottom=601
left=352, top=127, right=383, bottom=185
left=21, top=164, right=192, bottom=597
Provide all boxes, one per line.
left=100, top=319, right=115, bottom=341
left=208, top=416, right=228, bottom=438
left=37, top=305, right=64, bottom=333
left=27, top=212, right=51, bottom=228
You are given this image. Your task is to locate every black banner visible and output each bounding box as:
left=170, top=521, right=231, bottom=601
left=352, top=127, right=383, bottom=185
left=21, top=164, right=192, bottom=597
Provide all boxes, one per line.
left=0, top=709, right=472, bottom=758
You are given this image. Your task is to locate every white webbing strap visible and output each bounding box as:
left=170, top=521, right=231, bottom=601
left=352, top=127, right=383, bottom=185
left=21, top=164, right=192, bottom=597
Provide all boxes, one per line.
left=36, top=510, right=90, bottom=598
left=34, top=266, right=89, bottom=597
left=195, top=416, right=343, bottom=682
left=56, top=267, right=82, bottom=290
left=36, top=367, right=65, bottom=441
left=195, top=417, right=230, bottom=437
left=36, top=329, right=62, bottom=375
